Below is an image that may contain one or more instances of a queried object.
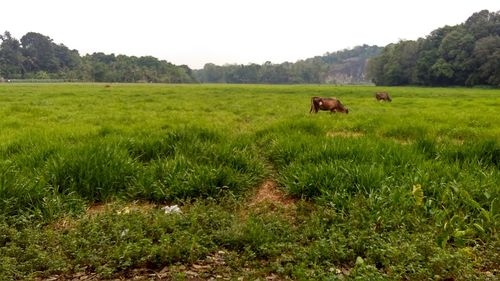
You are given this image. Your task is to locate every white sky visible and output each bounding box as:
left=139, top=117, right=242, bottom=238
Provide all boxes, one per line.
left=1, top=0, right=499, bottom=69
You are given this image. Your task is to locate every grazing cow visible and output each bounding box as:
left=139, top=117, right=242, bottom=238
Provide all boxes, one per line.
left=375, top=92, right=392, bottom=102
left=310, top=96, right=349, bottom=114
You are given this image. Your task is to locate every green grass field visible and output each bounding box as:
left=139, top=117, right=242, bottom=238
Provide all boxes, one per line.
left=0, top=83, right=498, bottom=280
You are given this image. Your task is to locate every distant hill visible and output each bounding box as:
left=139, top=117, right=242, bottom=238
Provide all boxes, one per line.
left=193, top=45, right=383, bottom=84
left=304, top=45, right=383, bottom=84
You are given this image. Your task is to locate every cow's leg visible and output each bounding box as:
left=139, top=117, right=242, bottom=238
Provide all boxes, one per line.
left=310, top=98, right=320, bottom=113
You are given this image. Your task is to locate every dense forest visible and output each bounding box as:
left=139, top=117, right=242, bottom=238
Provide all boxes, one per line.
left=193, top=45, right=382, bottom=84
left=367, top=9, right=500, bottom=87
left=0, top=32, right=196, bottom=83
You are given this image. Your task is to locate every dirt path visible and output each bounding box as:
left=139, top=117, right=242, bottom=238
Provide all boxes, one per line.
left=248, top=179, right=295, bottom=207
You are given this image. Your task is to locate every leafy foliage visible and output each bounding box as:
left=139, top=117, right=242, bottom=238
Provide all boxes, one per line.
left=367, top=10, right=500, bottom=87
left=0, top=32, right=196, bottom=83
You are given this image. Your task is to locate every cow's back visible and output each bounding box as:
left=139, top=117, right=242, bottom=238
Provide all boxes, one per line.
left=319, top=98, right=339, bottom=110
left=375, top=92, right=391, bottom=101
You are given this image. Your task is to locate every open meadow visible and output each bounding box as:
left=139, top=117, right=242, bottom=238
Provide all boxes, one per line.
left=0, top=83, right=498, bottom=280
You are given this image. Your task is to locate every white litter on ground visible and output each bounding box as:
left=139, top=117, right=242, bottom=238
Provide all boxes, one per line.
left=161, top=205, right=182, bottom=214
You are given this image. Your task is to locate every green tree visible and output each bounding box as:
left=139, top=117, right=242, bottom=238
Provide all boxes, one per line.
left=413, top=52, right=432, bottom=85
left=465, top=10, right=500, bottom=39
left=467, top=36, right=500, bottom=86
left=366, top=53, right=387, bottom=85
left=0, top=31, right=25, bottom=78
left=199, top=63, right=225, bottom=83
left=367, top=41, right=418, bottom=85
left=54, top=44, right=81, bottom=70
left=438, top=27, right=475, bottom=84
left=20, top=32, right=59, bottom=72
left=430, top=58, right=454, bottom=85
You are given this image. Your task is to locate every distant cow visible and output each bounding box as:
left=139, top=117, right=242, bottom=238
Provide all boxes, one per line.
left=310, top=96, right=349, bottom=114
left=375, top=92, right=392, bottom=102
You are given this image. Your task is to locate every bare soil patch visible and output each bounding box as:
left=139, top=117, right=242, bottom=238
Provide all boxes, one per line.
left=50, top=201, right=158, bottom=231
left=391, top=138, right=412, bottom=145
left=326, top=131, right=364, bottom=138
left=86, top=201, right=158, bottom=216
left=241, top=179, right=297, bottom=224
left=436, top=136, right=465, bottom=145
left=249, top=180, right=295, bottom=207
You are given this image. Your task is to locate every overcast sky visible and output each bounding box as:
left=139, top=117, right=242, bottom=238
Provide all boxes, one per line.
left=1, top=0, right=499, bottom=69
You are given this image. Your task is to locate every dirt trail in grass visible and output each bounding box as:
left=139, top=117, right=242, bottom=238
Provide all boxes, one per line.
left=248, top=179, right=295, bottom=207
left=326, top=130, right=364, bottom=138
left=155, top=179, right=295, bottom=280
left=157, top=178, right=297, bottom=280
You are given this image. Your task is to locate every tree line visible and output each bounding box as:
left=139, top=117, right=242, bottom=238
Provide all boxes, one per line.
left=1, top=9, right=498, bottom=86
left=0, top=32, right=196, bottom=83
left=367, top=10, right=500, bottom=87
left=0, top=31, right=381, bottom=84
left=193, top=45, right=382, bottom=84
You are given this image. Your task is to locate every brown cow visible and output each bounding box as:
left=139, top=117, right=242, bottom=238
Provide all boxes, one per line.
left=375, top=92, right=392, bottom=102
left=310, top=96, right=349, bottom=114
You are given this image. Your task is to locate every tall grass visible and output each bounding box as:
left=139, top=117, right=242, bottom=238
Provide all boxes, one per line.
left=0, top=83, right=498, bottom=279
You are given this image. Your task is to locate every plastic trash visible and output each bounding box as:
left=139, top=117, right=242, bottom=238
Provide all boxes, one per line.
left=161, top=205, right=182, bottom=214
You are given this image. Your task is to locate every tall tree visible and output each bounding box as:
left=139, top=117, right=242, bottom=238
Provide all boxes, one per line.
left=0, top=31, right=25, bottom=78
left=467, top=35, right=500, bottom=86
left=20, top=32, right=59, bottom=73
left=53, top=43, right=81, bottom=70
left=438, top=27, right=475, bottom=84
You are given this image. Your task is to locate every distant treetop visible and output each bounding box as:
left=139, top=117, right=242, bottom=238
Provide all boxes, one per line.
left=367, top=10, right=500, bottom=87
